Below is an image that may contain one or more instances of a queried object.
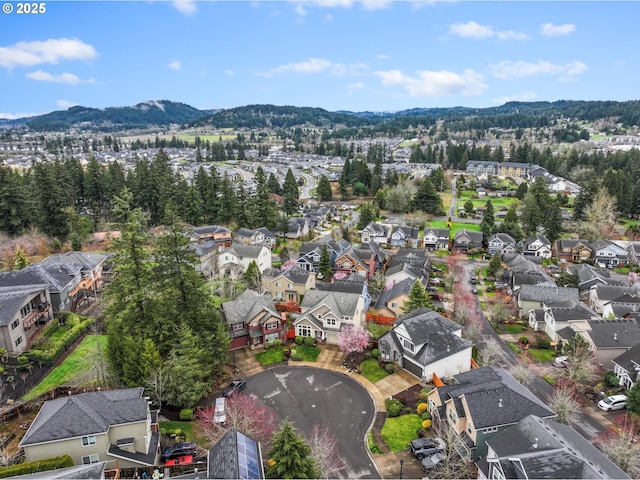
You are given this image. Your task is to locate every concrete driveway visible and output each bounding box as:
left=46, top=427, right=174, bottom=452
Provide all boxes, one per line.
left=245, top=366, right=379, bottom=479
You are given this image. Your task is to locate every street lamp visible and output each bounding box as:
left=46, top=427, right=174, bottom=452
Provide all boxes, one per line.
left=399, top=459, right=404, bottom=479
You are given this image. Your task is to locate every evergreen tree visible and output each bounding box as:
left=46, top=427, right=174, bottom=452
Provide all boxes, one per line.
left=357, top=202, right=375, bottom=230
left=266, top=420, right=317, bottom=479
left=318, top=245, right=333, bottom=280
left=486, top=254, right=502, bottom=278
left=0, top=166, right=28, bottom=235
left=412, top=178, right=445, bottom=215
left=402, top=281, right=434, bottom=314
left=267, top=173, right=283, bottom=195
left=253, top=167, right=278, bottom=228
left=245, top=260, right=262, bottom=290
left=282, top=168, right=300, bottom=216
left=543, top=200, right=563, bottom=242
left=430, top=167, right=445, bottom=192
left=514, top=182, right=528, bottom=201
left=14, top=246, right=30, bottom=270
left=480, top=199, right=495, bottom=244
left=520, top=191, right=543, bottom=235
left=316, top=175, right=333, bottom=201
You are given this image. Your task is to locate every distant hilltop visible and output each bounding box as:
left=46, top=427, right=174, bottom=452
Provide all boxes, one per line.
left=1, top=99, right=638, bottom=133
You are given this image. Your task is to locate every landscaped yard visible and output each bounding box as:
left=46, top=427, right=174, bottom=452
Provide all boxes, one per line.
left=526, top=348, right=557, bottom=363
left=24, top=335, right=108, bottom=400
left=367, top=322, right=392, bottom=339
left=426, top=220, right=481, bottom=234
left=380, top=414, right=423, bottom=452
left=360, top=358, right=388, bottom=383
left=255, top=344, right=322, bottom=366
left=501, top=324, right=527, bottom=334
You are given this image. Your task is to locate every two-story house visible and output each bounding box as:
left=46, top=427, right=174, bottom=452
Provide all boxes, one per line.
left=589, top=239, right=629, bottom=267
left=612, top=342, right=640, bottom=390
left=0, top=284, right=53, bottom=353
left=188, top=240, right=219, bottom=278
left=334, top=246, right=375, bottom=279
left=43, top=251, right=110, bottom=298
left=477, top=415, right=629, bottom=480
left=373, top=278, right=414, bottom=318
left=234, top=227, right=276, bottom=249
left=264, top=266, right=316, bottom=304
left=423, top=228, right=450, bottom=251
left=360, top=222, right=392, bottom=245
left=378, top=307, right=472, bottom=381
left=528, top=303, right=599, bottom=343
left=516, top=285, right=579, bottom=319
left=19, top=388, right=159, bottom=468
left=487, top=233, right=517, bottom=256
left=316, top=273, right=372, bottom=311
left=207, top=428, right=264, bottom=480
left=294, top=290, right=365, bottom=344
left=190, top=225, right=232, bottom=248
left=589, top=284, right=640, bottom=315
left=552, top=239, right=592, bottom=263
left=521, top=234, right=552, bottom=258
left=218, top=244, right=272, bottom=278
left=222, top=290, right=285, bottom=349
left=452, top=228, right=483, bottom=253
left=427, top=367, right=555, bottom=461
left=390, top=225, right=420, bottom=248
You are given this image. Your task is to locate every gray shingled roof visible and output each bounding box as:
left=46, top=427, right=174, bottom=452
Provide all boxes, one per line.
left=587, top=319, right=640, bottom=348
left=612, top=342, right=640, bottom=375
left=187, top=240, right=218, bottom=257
left=424, top=228, right=450, bottom=238
left=374, top=277, right=413, bottom=310
left=20, top=388, right=147, bottom=446
left=2, top=461, right=107, bottom=479
left=229, top=243, right=265, bottom=258
left=0, top=284, right=49, bottom=327
left=593, top=284, right=639, bottom=302
left=0, top=262, right=81, bottom=292
left=43, top=251, right=108, bottom=272
left=193, top=225, right=231, bottom=236
left=301, top=290, right=362, bottom=317
left=517, top=285, right=579, bottom=306
left=222, top=290, right=279, bottom=326
left=317, top=277, right=365, bottom=295
left=548, top=303, right=598, bottom=322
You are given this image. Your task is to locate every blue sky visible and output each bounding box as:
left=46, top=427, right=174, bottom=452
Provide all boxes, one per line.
left=1, top=1, right=638, bottom=118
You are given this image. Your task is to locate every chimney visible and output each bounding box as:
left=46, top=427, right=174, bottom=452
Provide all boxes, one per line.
left=614, top=333, right=618, bottom=341
left=533, top=438, right=538, bottom=449
left=498, top=398, right=503, bottom=408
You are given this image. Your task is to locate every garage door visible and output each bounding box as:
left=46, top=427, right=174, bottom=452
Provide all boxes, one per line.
left=403, top=357, right=423, bottom=379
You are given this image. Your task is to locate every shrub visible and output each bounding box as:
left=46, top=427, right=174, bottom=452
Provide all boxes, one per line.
left=26, top=317, right=94, bottom=366
left=405, top=407, right=412, bottom=414
left=386, top=402, right=401, bottom=418
left=536, top=337, right=551, bottom=349
left=290, top=349, right=297, bottom=357
left=371, top=348, right=380, bottom=359
left=385, top=363, right=395, bottom=373
left=365, top=351, right=372, bottom=359
left=0, top=455, right=73, bottom=478
left=17, top=355, right=29, bottom=364
left=290, top=354, right=302, bottom=361
left=419, top=388, right=432, bottom=401
left=273, top=340, right=281, bottom=349
left=603, top=371, right=620, bottom=388
left=295, top=336, right=304, bottom=345
left=421, top=412, right=431, bottom=421
left=417, top=402, right=429, bottom=415
left=422, top=419, right=432, bottom=429
left=179, top=409, right=193, bottom=420
left=519, top=336, right=529, bottom=345
left=303, top=336, right=315, bottom=347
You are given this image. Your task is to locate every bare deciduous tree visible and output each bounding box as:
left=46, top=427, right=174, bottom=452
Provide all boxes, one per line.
left=597, top=415, right=640, bottom=478
left=510, top=362, right=534, bottom=387
left=561, top=336, right=599, bottom=393
left=431, top=417, right=475, bottom=479
left=307, top=424, right=347, bottom=479
left=547, top=383, right=581, bottom=425
left=198, top=393, right=278, bottom=450
left=145, top=367, right=168, bottom=413
left=478, top=339, right=503, bottom=367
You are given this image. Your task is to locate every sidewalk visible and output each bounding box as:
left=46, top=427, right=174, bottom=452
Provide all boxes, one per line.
left=235, top=344, right=424, bottom=479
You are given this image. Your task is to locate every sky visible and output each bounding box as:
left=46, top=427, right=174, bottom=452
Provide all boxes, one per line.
left=0, top=1, right=639, bottom=119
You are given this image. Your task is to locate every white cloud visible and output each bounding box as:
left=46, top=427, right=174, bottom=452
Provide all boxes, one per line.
left=295, top=4, right=307, bottom=16
left=260, top=58, right=366, bottom=77
left=493, top=92, right=538, bottom=104
left=489, top=60, right=587, bottom=80
left=540, top=23, right=576, bottom=37
left=168, top=60, right=182, bottom=71
left=225, top=69, right=235, bottom=76
left=0, top=111, right=41, bottom=120
left=57, top=99, right=78, bottom=109
left=374, top=68, right=487, bottom=97
left=348, top=81, right=365, bottom=89
left=323, top=13, right=334, bottom=21
left=0, top=38, right=97, bottom=69
left=25, top=70, right=95, bottom=84
left=497, top=30, right=530, bottom=41
left=172, top=0, right=197, bottom=15
left=289, top=0, right=390, bottom=9
left=449, top=21, right=494, bottom=39
left=378, top=54, right=390, bottom=60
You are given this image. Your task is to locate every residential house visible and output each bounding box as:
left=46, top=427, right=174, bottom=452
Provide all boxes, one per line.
left=390, top=225, right=420, bottom=248
left=278, top=217, right=309, bottom=239
left=234, top=227, right=276, bottom=249
left=612, top=342, right=640, bottom=389
left=516, top=285, right=579, bottom=319
left=521, top=234, right=552, bottom=258
left=589, top=284, right=640, bottom=315
left=5, top=462, right=108, bottom=479
left=334, top=245, right=375, bottom=279
left=426, top=367, right=555, bottom=461
left=466, top=161, right=499, bottom=177
left=360, top=222, right=392, bottom=245
left=510, top=270, right=556, bottom=295
left=0, top=262, right=83, bottom=312
left=487, top=233, right=517, bottom=256
left=0, top=284, right=53, bottom=353
left=477, top=415, right=629, bottom=480
left=222, top=290, right=285, bottom=349
left=19, top=388, right=159, bottom=468
left=294, top=290, right=365, bottom=344
left=452, top=228, right=483, bottom=253
left=207, top=428, right=264, bottom=479
left=218, top=244, right=272, bottom=278
left=373, top=277, right=414, bottom=318
left=423, top=228, right=450, bottom=251
left=191, top=225, right=232, bottom=248
left=589, top=239, right=629, bottom=267
left=188, top=240, right=219, bottom=278
left=625, top=241, right=640, bottom=265
left=316, top=273, right=371, bottom=311
left=567, top=263, right=621, bottom=293
left=528, top=303, right=599, bottom=343
left=385, top=263, right=426, bottom=289
left=601, top=292, right=640, bottom=318
left=296, top=240, right=350, bottom=273
left=552, top=239, right=592, bottom=263
left=264, top=266, right=316, bottom=304
left=378, top=307, right=472, bottom=381
left=362, top=241, right=387, bottom=271
left=43, top=251, right=110, bottom=298
left=388, top=248, right=431, bottom=275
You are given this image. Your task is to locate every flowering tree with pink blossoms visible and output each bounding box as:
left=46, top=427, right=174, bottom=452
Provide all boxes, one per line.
left=337, top=324, right=372, bottom=364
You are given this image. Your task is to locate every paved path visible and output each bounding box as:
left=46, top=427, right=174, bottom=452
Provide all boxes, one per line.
left=233, top=344, right=424, bottom=478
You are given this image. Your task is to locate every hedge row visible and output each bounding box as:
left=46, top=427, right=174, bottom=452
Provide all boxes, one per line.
left=27, top=317, right=95, bottom=366
left=0, top=455, right=73, bottom=478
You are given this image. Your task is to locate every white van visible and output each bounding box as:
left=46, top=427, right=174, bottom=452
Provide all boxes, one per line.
left=598, top=394, right=627, bottom=411
left=214, top=397, right=226, bottom=424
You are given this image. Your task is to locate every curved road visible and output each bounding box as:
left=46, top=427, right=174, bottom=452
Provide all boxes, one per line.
left=245, top=366, right=378, bottom=479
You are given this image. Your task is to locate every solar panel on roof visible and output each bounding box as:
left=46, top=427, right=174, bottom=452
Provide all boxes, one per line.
left=237, top=431, right=262, bottom=479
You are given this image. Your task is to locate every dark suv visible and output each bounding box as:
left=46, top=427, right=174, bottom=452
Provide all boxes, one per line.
left=162, top=442, right=197, bottom=460
left=409, top=437, right=446, bottom=459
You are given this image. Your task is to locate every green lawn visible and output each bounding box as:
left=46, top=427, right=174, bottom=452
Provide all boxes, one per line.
left=255, top=348, right=286, bottom=366
left=380, top=414, right=423, bottom=452
left=24, top=335, right=108, bottom=400
left=31, top=323, right=72, bottom=349
left=527, top=348, right=556, bottom=363
left=426, top=220, right=481, bottom=234
left=367, top=323, right=392, bottom=339
left=295, top=345, right=322, bottom=361
left=360, top=358, right=388, bottom=383
left=159, top=421, right=194, bottom=440
left=368, top=431, right=383, bottom=454
left=502, top=324, right=527, bottom=334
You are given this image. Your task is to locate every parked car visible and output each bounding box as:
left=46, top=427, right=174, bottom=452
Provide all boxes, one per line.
left=470, top=276, right=477, bottom=284
left=214, top=397, right=226, bottom=424
left=471, top=288, right=478, bottom=294
left=223, top=378, right=247, bottom=397
left=165, top=455, right=193, bottom=466
left=162, top=442, right=197, bottom=460
left=409, top=437, right=446, bottom=459
left=598, top=394, right=627, bottom=411
left=421, top=452, right=446, bottom=471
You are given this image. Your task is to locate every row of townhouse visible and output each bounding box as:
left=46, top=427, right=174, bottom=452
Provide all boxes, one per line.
left=0, top=252, right=109, bottom=354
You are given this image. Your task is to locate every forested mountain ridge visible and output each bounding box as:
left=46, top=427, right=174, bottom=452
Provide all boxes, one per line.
left=2, top=99, right=639, bottom=133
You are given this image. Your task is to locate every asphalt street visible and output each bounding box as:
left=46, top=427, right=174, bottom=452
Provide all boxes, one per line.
left=244, top=366, right=379, bottom=479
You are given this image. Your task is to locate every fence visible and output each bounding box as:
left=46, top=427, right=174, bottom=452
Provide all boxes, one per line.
left=365, top=313, right=396, bottom=325
left=275, top=303, right=302, bottom=313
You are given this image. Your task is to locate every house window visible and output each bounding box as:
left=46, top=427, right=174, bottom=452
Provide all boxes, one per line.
left=491, top=467, right=505, bottom=480
left=288, top=283, right=292, bottom=289
left=11, top=319, right=19, bottom=330
left=82, top=435, right=97, bottom=446
left=483, top=426, right=498, bottom=434
left=82, top=454, right=99, bottom=464
left=20, top=304, right=32, bottom=318
left=448, top=408, right=457, bottom=424
left=298, top=325, right=312, bottom=337
left=391, top=302, right=397, bottom=308
left=401, top=337, right=414, bottom=353
left=14, top=336, right=23, bottom=347
left=275, top=282, right=280, bottom=287
left=265, top=321, right=278, bottom=331
left=232, top=322, right=244, bottom=331
left=265, top=332, right=278, bottom=343
left=467, top=422, right=473, bottom=435
left=326, top=318, right=336, bottom=326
